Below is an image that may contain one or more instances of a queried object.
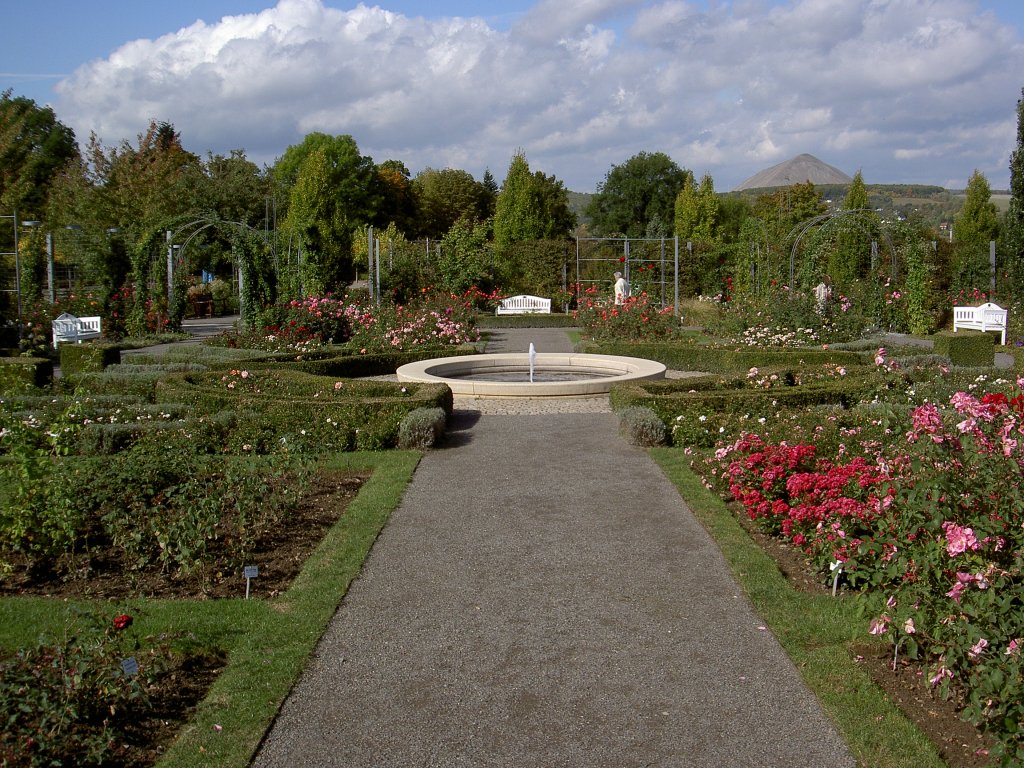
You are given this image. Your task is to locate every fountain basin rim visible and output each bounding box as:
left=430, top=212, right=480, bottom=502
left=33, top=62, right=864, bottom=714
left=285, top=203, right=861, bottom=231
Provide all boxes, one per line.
left=396, top=352, right=666, bottom=397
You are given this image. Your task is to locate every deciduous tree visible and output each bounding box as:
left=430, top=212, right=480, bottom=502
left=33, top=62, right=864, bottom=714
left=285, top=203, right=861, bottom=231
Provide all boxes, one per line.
left=0, top=90, right=77, bottom=218
left=1005, top=87, right=1024, bottom=289
left=411, top=167, right=490, bottom=239
left=674, top=172, right=719, bottom=244
left=586, top=152, right=689, bottom=237
left=276, top=133, right=379, bottom=294
left=493, top=151, right=576, bottom=249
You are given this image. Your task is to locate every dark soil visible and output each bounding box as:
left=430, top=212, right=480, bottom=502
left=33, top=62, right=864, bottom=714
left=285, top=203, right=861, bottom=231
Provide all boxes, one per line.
left=1, top=471, right=367, bottom=600
left=739, top=517, right=995, bottom=768
left=113, top=648, right=228, bottom=767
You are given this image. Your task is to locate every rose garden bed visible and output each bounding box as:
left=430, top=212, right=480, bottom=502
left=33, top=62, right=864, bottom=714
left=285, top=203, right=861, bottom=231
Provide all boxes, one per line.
left=0, top=468, right=368, bottom=767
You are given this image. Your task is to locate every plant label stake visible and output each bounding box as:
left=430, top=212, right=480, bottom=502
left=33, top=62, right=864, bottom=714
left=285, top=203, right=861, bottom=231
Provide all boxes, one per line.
left=830, top=560, right=843, bottom=597
left=244, top=565, right=259, bottom=599
left=121, top=657, right=139, bottom=677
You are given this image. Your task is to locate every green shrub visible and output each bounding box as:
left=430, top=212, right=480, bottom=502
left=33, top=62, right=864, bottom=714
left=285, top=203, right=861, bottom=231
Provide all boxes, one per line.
left=611, top=371, right=884, bottom=440
left=58, top=344, right=121, bottom=376
left=0, top=357, right=52, bottom=394
left=61, top=371, right=166, bottom=402
left=104, top=362, right=208, bottom=374
left=933, top=330, right=995, bottom=367
left=477, top=313, right=578, bottom=328
left=154, top=370, right=453, bottom=453
left=397, top=407, right=447, bottom=449
left=580, top=340, right=866, bottom=374
left=253, top=345, right=476, bottom=378
left=617, top=406, right=667, bottom=447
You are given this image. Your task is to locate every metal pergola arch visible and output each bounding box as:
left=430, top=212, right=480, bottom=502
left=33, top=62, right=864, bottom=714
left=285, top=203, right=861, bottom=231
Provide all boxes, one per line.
left=785, top=208, right=897, bottom=288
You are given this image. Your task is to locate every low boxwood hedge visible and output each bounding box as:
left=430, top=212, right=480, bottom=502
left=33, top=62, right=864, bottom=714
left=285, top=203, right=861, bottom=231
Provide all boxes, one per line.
left=0, top=357, right=53, bottom=394
left=60, top=370, right=168, bottom=402
left=59, top=343, right=121, bottom=376
left=933, top=330, right=995, bottom=367
left=154, top=369, right=453, bottom=452
left=251, top=344, right=476, bottom=378
left=610, top=371, right=885, bottom=442
left=579, top=340, right=866, bottom=373
left=477, top=313, right=577, bottom=328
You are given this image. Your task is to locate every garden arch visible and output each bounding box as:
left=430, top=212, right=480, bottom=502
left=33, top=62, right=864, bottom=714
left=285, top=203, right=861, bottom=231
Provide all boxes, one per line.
left=164, top=217, right=275, bottom=327
left=785, top=209, right=897, bottom=288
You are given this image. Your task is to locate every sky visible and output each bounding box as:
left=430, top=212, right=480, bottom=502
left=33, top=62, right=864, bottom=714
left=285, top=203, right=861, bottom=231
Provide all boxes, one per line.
left=3, top=0, right=1024, bottom=193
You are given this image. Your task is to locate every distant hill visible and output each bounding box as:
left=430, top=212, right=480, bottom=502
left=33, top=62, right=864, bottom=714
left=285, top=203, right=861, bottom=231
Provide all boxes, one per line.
left=735, top=153, right=853, bottom=191
left=568, top=174, right=1003, bottom=234
left=566, top=190, right=595, bottom=229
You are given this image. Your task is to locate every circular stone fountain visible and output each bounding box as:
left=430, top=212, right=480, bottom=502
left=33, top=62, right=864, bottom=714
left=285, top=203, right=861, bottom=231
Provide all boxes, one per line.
left=396, top=352, right=666, bottom=397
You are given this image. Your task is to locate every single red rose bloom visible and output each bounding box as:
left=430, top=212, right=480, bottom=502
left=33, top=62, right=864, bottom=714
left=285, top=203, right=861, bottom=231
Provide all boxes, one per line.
left=113, top=614, right=133, bottom=630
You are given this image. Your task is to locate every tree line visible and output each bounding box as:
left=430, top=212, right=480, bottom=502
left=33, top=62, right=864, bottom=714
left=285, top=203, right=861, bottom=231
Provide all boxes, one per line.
left=3, top=85, right=1024, bottom=332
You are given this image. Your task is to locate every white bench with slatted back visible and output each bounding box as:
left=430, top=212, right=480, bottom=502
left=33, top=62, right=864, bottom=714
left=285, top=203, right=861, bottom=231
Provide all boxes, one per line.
left=953, top=302, right=1007, bottom=345
left=495, top=295, right=552, bottom=315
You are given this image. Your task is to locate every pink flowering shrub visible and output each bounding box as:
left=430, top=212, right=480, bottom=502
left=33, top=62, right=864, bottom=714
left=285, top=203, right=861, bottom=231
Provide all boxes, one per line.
left=232, top=292, right=480, bottom=353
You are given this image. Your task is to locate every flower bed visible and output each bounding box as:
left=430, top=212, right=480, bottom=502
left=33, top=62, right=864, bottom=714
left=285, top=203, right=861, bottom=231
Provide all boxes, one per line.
left=690, top=375, right=1024, bottom=762
left=574, top=291, right=682, bottom=342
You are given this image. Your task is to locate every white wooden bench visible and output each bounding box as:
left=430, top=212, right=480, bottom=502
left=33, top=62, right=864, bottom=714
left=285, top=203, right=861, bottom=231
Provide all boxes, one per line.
left=495, top=294, right=551, bottom=315
left=52, top=313, right=103, bottom=348
left=953, top=302, right=1007, bottom=345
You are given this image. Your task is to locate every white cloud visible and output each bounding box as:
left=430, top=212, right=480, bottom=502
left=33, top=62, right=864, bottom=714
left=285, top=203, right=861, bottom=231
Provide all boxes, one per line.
left=54, top=0, right=1024, bottom=191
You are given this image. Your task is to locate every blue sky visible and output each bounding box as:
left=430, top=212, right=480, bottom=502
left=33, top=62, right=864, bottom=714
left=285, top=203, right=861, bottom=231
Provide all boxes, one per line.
left=4, top=0, right=1024, bottom=192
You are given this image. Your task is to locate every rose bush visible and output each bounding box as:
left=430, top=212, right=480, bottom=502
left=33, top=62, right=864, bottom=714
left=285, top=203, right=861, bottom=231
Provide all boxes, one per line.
left=696, top=378, right=1024, bottom=762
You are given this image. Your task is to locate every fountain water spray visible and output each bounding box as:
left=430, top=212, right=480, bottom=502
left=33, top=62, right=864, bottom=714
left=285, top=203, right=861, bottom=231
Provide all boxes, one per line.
left=528, top=343, right=536, bottom=383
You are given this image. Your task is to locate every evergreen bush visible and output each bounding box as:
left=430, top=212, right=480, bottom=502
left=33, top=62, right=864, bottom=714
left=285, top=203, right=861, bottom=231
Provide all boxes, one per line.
left=617, top=406, right=667, bottom=446
left=0, top=357, right=52, bottom=394
left=933, top=330, right=995, bottom=367
left=59, top=344, right=121, bottom=376
left=397, top=407, right=447, bottom=449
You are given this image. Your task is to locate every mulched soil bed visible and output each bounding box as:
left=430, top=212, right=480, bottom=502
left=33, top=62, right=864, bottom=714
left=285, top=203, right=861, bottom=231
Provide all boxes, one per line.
left=739, top=517, right=995, bottom=768
left=112, top=648, right=228, bottom=768
left=0, top=471, right=367, bottom=600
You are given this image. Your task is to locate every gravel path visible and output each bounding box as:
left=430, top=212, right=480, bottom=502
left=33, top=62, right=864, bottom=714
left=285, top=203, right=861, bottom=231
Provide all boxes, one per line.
left=252, top=329, right=855, bottom=768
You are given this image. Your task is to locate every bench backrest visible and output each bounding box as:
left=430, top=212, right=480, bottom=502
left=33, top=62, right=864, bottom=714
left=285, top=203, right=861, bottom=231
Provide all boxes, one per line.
left=500, top=295, right=549, bottom=308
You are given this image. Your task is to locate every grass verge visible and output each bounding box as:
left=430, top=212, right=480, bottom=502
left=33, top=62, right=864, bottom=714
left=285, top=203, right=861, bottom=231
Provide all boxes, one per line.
left=650, top=448, right=948, bottom=768
left=0, top=450, right=420, bottom=768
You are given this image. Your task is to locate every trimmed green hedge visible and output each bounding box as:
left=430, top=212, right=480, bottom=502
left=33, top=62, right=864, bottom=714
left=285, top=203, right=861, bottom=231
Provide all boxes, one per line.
left=610, top=372, right=884, bottom=438
left=59, top=344, right=121, bottom=376
left=251, top=345, right=476, bottom=378
left=154, top=369, right=453, bottom=452
left=477, top=313, right=577, bottom=328
left=933, top=330, right=996, bottom=367
left=0, top=357, right=53, bottom=394
left=580, top=340, right=867, bottom=373
left=61, top=371, right=168, bottom=402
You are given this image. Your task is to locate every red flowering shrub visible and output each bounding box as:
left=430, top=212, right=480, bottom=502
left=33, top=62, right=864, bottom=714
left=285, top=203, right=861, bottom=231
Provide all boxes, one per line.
left=574, top=291, right=680, bottom=341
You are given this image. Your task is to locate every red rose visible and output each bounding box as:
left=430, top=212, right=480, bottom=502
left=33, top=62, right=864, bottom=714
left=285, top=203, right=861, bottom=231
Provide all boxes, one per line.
left=113, top=614, right=133, bottom=630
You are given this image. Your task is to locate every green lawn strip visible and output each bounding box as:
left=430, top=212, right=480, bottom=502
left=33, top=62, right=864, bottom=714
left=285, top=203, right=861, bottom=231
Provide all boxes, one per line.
left=650, top=448, right=946, bottom=768
left=155, top=450, right=420, bottom=768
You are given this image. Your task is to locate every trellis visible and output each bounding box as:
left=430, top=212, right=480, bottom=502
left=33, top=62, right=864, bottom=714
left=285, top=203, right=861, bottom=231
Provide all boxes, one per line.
left=575, top=236, right=681, bottom=314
